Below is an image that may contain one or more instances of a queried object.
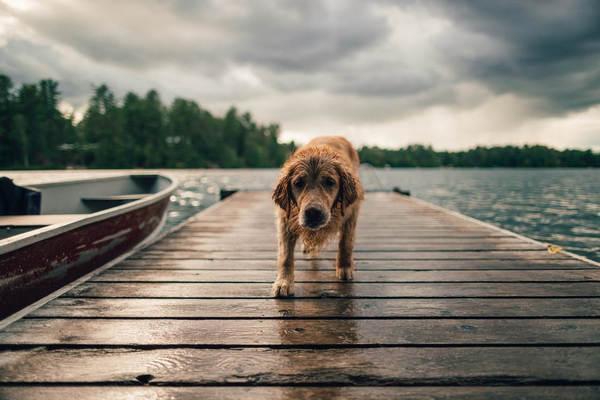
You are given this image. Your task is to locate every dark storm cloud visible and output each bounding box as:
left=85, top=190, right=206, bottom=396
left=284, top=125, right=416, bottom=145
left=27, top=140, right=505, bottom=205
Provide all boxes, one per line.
left=0, top=39, right=90, bottom=101
left=232, top=1, right=389, bottom=71
left=0, top=37, right=176, bottom=106
left=423, top=0, right=600, bottom=112
left=5, top=2, right=226, bottom=71
left=5, top=1, right=388, bottom=72
left=437, top=1, right=600, bottom=64
left=1, top=0, right=599, bottom=116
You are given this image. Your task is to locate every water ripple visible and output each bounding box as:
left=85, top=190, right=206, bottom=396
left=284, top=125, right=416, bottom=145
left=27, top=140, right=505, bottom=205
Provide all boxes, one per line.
left=162, top=168, right=599, bottom=262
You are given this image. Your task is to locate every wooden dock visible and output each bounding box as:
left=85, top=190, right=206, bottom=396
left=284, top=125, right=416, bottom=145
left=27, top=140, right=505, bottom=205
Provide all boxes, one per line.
left=1, top=191, right=600, bottom=399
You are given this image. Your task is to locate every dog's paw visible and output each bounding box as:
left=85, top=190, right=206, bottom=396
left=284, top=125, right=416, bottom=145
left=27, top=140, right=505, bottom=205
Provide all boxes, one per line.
left=336, top=266, right=354, bottom=281
left=272, top=278, right=295, bottom=297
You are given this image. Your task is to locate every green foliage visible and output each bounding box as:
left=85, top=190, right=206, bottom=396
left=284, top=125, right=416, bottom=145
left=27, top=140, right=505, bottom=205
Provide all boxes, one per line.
left=359, top=144, right=600, bottom=168
left=0, top=72, right=294, bottom=168
left=0, top=76, right=74, bottom=168
left=0, top=72, right=598, bottom=169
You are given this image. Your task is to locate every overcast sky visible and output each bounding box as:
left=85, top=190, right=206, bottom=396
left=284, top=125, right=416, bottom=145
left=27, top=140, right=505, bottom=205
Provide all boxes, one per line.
left=1, top=0, right=599, bottom=150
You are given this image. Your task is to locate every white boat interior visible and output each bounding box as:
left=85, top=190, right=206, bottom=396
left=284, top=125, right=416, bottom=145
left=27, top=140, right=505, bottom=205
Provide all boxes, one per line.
left=0, top=174, right=172, bottom=240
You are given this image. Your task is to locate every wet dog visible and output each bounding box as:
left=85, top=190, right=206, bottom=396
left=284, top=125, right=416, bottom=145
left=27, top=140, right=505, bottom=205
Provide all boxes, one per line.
left=271, top=136, right=364, bottom=297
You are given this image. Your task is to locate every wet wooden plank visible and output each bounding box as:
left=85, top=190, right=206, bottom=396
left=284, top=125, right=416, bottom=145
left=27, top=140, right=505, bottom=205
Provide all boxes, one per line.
left=177, top=217, right=502, bottom=227
left=190, top=217, right=476, bottom=223
left=150, top=242, right=543, bottom=251
left=29, top=297, right=600, bottom=318
left=131, top=250, right=567, bottom=260
left=158, top=236, right=534, bottom=244
left=66, top=281, right=600, bottom=298
left=170, top=231, right=515, bottom=238
left=1, top=347, right=599, bottom=385
left=91, top=269, right=600, bottom=283
left=182, top=214, right=483, bottom=221
left=117, top=258, right=590, bottom=270
left=3, top=318, right=600, bottom=346
left=2, top=386, right=600, bottom=400
left=1, top=190, right=597, bottom=395
left=172, top=226, right=507, bottom=234
left=175, top=231, right=517, bottom=238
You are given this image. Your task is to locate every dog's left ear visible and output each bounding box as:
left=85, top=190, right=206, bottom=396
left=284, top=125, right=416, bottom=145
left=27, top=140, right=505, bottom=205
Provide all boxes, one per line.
left=336, top=164, right=358, bottom=216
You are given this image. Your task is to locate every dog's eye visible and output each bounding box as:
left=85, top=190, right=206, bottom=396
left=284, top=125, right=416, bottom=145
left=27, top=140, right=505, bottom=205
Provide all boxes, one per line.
left=293, top=178, right=305, bottom=188
left=323, top=177, right=336, bottom=188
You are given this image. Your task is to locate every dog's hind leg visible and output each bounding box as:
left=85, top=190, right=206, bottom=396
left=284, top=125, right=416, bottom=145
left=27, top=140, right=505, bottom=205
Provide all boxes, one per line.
left=336, top=206, right=359, bottom=280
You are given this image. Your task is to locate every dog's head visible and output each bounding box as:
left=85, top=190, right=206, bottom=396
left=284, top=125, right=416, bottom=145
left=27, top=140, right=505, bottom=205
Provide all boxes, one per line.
left=273, top=145, right=358, bottom=230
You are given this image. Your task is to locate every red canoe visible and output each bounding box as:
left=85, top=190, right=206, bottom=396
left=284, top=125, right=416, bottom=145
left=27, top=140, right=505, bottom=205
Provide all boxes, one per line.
left=0, top=174, right=177, bottom=318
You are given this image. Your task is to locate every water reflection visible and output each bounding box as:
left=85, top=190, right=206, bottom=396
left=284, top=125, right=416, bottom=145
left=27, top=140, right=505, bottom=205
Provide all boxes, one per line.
left=275, top=265, right=358, bottom=399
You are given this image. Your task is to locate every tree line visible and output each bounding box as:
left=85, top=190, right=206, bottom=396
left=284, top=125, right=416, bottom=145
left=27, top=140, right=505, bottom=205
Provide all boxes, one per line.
left=359, top=144, right=599, bottom=168
left=0, top=73, right=293, bottom=168
left=0, top=73, right=598, bottom=169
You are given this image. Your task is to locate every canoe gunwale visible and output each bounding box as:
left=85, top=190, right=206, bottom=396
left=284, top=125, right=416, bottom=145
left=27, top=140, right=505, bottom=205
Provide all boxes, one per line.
left=0, top=174, right=178, bottom=255
left=0, top=188, right=237, bottom=330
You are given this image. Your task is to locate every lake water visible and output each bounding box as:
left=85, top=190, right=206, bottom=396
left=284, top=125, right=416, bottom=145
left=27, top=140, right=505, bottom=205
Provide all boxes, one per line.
left=376, top=168, right=599, bottom=262
left=6, top=168, right=599, bottom=262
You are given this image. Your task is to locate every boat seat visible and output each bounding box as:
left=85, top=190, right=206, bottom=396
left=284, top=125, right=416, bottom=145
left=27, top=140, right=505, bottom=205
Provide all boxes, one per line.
left=0, top=214, right=84, bottom=226
left=81, top=194, right=148, bottom=202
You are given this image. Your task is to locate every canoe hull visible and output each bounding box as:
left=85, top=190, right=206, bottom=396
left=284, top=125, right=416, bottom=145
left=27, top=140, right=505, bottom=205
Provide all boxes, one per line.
left=0, top=196, right=169, bottom=318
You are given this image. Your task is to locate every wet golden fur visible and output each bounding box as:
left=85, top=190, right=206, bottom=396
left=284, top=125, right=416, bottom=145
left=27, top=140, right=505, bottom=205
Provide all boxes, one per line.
left=271, top=136, right=364, bottom=297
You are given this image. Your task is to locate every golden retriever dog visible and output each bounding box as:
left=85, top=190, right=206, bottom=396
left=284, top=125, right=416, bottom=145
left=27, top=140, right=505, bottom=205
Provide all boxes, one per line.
left=271, top=136, right=364, bottom=297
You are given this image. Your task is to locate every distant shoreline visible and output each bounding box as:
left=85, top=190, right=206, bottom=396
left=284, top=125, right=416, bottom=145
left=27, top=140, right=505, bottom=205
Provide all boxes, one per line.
left=358, top=145, right=599, bottom=168
left=1, top=73, right=598, bottom=170
left=1, top=165, right=598, bottom=172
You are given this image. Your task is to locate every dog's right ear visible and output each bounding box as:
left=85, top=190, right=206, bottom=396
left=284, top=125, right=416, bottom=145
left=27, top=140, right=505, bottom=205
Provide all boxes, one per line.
left=272, top=168, right=296, bottom=217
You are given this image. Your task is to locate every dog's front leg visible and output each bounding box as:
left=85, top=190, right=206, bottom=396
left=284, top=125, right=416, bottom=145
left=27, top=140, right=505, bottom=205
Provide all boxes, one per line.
left=336, top=206, right=359, bottom=280
left=272, top=214, right=297, bottom=297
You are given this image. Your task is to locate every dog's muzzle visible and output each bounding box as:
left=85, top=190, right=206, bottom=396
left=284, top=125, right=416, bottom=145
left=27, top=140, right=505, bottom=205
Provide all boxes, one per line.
left=301, top=206, right=328, bottom=230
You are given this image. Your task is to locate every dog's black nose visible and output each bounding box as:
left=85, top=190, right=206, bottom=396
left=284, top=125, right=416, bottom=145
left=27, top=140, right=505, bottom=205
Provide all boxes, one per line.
left=304, top=207, right=325, bottom=228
